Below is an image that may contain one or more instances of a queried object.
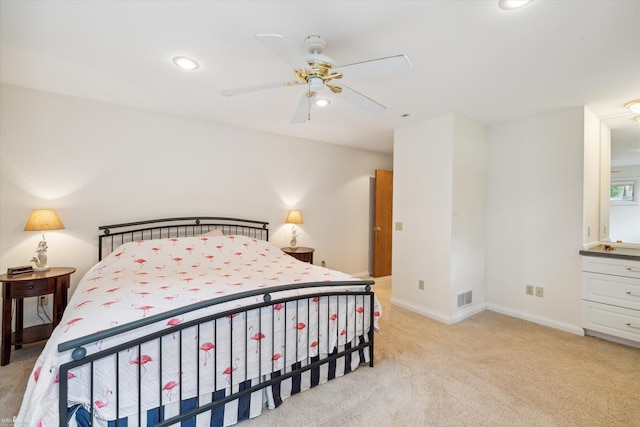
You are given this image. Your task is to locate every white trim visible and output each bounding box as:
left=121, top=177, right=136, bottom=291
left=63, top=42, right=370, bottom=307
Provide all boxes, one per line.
left=390, top=297, right=453, bottom=324
left=451, top=302, right=488, bottom=323
left=390, top=298, right=585, bottom=335
left=486, top=303, right=585, bottom=336
left=389, top=298, right=488, bottom=324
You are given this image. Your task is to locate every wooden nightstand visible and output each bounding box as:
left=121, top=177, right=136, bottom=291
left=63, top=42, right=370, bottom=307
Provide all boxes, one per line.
left=282, top=247, right=315, bottom=264
left=1, top=267, right=75, bottom=365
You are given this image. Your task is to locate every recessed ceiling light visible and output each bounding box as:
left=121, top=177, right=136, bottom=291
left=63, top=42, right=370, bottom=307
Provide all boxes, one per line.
left=498, top=0, right=533, bottom=10
left=624, top=99, right=640, bottom=114
left=315, top=99, right=331, bottom=107
left=172, top=56, right=200, bottom=70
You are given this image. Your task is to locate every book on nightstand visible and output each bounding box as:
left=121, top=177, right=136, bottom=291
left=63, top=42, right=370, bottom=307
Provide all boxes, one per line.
left=7, top=265, right=34, bottom=275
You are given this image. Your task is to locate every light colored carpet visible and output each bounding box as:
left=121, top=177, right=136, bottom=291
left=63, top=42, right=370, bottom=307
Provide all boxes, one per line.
left=0, top=340, right=46, bottom=426
left=2, top=276, right=639, bottom=426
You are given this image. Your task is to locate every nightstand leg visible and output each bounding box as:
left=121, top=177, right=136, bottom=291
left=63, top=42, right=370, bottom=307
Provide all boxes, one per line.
left=53, top=275, right=69, bottom=326
left=53, top=277, right=60, bottom=327
left=1, top=290, right=11, bottom=366
left=15, top=298, right=24, bottom=350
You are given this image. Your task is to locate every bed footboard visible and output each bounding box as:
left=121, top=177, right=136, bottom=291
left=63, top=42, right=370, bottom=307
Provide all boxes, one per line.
left=58, top=281, right=376, bottom=426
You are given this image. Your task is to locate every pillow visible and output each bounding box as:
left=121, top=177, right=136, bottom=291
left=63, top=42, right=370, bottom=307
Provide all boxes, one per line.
left=201, top=229, right=224, bottom=237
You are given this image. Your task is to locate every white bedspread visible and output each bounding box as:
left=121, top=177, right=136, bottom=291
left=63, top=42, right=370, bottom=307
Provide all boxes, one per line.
left=16, top=235, right=380, bottom=426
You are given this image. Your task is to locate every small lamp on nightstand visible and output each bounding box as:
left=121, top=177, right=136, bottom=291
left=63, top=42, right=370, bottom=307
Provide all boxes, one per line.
left=24, top=209, right=65, bottom=271
left=285, top=210, right=303, bottom=249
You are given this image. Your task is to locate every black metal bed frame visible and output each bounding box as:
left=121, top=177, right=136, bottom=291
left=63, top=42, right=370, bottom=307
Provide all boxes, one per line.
left=57, top=217, right=375, bottom=426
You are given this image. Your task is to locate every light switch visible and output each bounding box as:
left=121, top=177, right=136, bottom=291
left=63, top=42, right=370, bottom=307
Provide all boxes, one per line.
left=395, top=222, right=403, bottom=231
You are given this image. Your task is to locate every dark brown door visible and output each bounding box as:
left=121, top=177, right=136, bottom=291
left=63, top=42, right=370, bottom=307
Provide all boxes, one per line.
left=373, top=170, right=393, bottom=277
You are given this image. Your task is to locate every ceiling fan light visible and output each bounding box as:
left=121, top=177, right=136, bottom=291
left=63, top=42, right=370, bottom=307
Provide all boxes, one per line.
left=315, top=99, right=331, bottom=107
left=624, top=99, right=640, bottom=113
left=498, top=0, right=533, bottom=10
left=172, top=56, right=200, bottom=70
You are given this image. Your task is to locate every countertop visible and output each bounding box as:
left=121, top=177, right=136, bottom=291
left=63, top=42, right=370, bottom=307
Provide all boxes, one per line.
left=580, top=246, right=640, bottom=261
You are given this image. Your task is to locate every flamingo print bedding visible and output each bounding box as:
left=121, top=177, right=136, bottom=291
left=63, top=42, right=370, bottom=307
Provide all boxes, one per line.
left=16, top=235, right=380, bottom=426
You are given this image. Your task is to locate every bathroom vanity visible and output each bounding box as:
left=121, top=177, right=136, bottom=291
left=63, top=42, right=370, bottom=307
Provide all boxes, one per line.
left=580, top=247, right=640, bottom=347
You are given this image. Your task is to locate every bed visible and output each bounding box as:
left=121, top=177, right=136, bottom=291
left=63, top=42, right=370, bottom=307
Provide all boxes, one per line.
left=16, top=217, right=379, bottom=426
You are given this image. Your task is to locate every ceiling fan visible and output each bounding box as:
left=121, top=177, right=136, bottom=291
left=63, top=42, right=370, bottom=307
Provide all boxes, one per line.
left=220, top=34, right=412, bottom=123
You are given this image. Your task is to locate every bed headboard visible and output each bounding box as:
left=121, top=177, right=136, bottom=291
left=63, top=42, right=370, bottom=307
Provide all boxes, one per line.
left=98, top=216, right=269, bottom=261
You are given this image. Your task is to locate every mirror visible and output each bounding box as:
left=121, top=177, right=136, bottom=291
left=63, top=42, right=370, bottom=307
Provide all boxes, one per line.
left=601, top=115, right=640, bottom=245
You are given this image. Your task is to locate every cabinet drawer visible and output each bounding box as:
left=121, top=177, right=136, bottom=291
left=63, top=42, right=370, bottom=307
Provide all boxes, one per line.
left=10, top=279, right=54, bottom=297
left=582, top=272, right=640, bottom=310
left=582, top=301, right=640, bottom=343
left=581, top=256, right=640, bottom=279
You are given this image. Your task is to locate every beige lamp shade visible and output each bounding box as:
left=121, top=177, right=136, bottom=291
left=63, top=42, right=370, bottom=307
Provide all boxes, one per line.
left=285, top=210, right=303, bottom=224
left=24, top=209, right=65, bottom=231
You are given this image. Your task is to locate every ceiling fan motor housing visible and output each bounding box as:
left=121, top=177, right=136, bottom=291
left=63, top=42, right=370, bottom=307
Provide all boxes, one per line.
left=304, top=35, right=326, bottom=54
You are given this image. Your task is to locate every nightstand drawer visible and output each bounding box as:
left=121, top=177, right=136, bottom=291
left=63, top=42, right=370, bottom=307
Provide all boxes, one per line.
left=281, top=247, right=314, bottom=264
left=292, top=252, right=313, bottom=263
left=10, top=279, right=54, bottom=297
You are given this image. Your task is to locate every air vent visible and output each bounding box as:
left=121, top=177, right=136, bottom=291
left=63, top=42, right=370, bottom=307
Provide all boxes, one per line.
left=457, top=291, right=472, bottom=309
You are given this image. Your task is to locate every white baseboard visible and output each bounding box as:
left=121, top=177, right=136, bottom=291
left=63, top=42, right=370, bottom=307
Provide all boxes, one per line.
left=451, top=302, right=487, bottom=323
left=390, top=297, right=584, bottom=336
left=390, top=298, right=488, bottom=324
left=486, top=303, right=584, bottom=336
left=390, top=296, right=453, bottom=324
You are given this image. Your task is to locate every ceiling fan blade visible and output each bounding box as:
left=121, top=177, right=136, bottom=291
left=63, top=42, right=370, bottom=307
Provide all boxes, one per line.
left=221, top=80, right=302, bottom=97
left=336, top=85, right=386, bottom=115
left=333, top=55, right=412, bottom=78
left=291, top=91, right=316, bottom=124
left=255, top=34, right=309, bottom=71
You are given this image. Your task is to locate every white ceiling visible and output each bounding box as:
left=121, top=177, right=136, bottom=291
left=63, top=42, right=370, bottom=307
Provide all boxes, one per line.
left=1, top=0, right=639, bottom=156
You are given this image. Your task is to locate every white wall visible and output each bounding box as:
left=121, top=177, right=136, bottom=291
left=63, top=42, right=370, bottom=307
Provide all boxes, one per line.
left=0, top=84, right=392, bottom=330
left=392, top=115, right=453, bottom=322
left=485, top=107, right=586, bottom=334
left=450, top=115, right=487, bottom=320
left=391, top=114, right=486, bottom=324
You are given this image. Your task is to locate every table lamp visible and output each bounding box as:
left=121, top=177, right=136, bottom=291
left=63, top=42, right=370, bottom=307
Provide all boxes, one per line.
left=24, top=209, right=65, bottom=271
left=285, top=210, right=303, bottom=249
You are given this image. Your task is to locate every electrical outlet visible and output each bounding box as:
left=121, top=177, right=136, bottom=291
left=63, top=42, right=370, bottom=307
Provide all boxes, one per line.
left=535, top=286, right=544, bottom=298
left=39, top=295, right=48, bottom=306
left=526, top=285, right=534, bottom=296
left=418, top=280, right=424, bottom=290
